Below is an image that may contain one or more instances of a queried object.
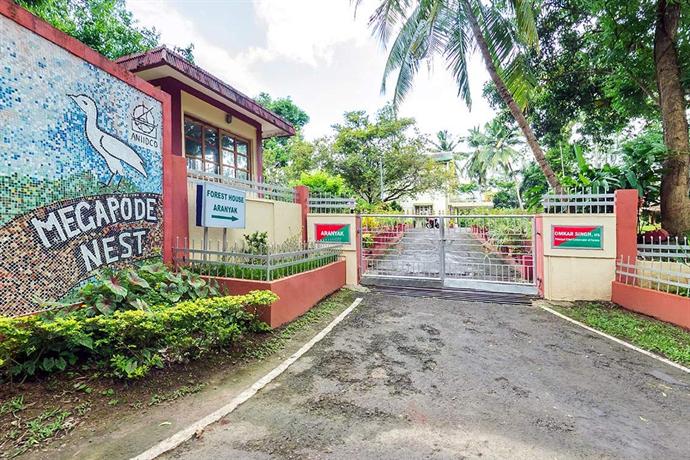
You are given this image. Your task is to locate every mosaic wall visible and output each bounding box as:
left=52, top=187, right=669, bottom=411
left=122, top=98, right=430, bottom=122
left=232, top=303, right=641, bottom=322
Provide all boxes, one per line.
left=0, top=16, right=164, bottom=316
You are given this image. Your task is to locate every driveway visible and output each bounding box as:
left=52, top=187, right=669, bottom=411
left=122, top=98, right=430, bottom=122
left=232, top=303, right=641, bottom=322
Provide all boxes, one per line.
left=165, top=291, right=690, bottom=459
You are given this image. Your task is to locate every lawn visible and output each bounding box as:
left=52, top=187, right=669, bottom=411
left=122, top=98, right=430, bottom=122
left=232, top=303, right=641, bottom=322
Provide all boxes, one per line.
left=550, top=302, right=690, bottom=367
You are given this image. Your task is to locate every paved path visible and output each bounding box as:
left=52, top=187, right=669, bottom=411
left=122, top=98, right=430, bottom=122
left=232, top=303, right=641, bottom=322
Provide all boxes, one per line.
left=166, top=292, right=690, bottom=459
left=368, top=228, right=523, bottom=282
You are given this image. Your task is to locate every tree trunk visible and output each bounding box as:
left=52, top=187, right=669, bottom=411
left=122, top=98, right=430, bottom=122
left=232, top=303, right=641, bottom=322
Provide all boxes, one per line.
left=462, top=0, right=563, bottom=193
left=507, top=163, right=524, bottom=209
left=654, top=0, right=690, bottom=236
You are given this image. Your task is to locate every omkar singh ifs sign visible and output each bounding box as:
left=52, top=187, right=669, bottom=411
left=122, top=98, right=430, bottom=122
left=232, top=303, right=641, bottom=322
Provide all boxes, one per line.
left=552, top=225, right=604, bottom=250
left=0, top=13, right=164, bottom=316
left=315, top=224, right=351, bottom=244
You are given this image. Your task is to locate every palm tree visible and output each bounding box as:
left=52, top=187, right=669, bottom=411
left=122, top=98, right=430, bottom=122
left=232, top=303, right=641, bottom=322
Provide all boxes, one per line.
left=463, top=119, right=525, bottom=208
left=431, top=129, right=458, bottom=153
left=359, top=0, right=563, bottom=192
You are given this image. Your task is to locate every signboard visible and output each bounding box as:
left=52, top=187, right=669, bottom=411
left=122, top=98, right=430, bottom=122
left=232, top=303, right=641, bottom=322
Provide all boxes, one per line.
left=552, top=225, right=603, bottom=249
left=315, top=223, right=351, bottom=244
left=196, top=182, right=246, bottom=228
left=0, top=13, right=164, bottom=316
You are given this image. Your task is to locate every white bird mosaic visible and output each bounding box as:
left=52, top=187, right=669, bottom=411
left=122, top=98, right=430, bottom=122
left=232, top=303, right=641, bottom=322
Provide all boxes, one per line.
left=69, top=93, right=147, bottom=187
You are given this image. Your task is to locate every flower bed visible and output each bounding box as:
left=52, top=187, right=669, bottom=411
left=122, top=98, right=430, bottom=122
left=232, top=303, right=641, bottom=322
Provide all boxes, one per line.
left=204, top=259, right=346, bottom=328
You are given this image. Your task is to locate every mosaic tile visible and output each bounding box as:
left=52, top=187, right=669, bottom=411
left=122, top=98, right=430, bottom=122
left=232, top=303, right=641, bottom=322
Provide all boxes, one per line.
left=0, top=17, right=164, bottom=316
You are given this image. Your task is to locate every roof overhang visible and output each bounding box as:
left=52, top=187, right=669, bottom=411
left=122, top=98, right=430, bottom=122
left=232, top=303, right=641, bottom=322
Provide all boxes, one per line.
left=116, top=47, right=295, bottom=139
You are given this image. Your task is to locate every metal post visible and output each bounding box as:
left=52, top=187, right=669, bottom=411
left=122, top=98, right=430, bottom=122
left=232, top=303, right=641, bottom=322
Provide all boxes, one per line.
left=439, top=216, right=446, bottom=283
left=531, top=217, right=537, bottom=287
left=203, top=227, right=209, bottom=262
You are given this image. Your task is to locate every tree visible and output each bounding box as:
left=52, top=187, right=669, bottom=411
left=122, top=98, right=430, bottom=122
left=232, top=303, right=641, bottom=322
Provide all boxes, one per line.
left=16, top=0, right=157, bottom=59
left=255, top=93, right=310, bottom=129
left=653, top=0, right=690, bottom=235
left=360, top=0, right=563, bottom=192
left=528, top=0, right=690, bottom=234
left=431, top=130, right=459, bottom=153
left=326, top=106, right=452, bottom=204
left=462, top=119, right=525, bottom=208
left=291, top=171, right=349, bottom=196
left=254, top=93, right=311, bottom=181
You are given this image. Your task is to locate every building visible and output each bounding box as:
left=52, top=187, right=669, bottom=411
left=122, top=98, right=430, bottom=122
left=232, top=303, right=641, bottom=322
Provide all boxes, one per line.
left=117, top=46, right=294, bottom=182
left=400, top=152, right=492, bottom=215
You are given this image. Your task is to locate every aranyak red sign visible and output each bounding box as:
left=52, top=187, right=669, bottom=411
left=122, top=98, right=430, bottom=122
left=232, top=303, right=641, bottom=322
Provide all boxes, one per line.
left=552, top=225, right=603, bottom=249
left=315, top=223, right=350, bottom=244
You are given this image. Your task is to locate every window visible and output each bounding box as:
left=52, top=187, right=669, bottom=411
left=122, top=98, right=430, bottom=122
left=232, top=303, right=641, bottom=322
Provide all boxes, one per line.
left=184, top=117, right=251, bottom=179
left=414, top=204, right=434, bottom=215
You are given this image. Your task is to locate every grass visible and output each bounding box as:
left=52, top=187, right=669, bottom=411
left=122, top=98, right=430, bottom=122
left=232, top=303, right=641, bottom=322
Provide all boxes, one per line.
left=243, top=288, right=356, bottom=361
left=550, top=302, right=690, bottom=367
left=189, top=254, right=340, bottom=281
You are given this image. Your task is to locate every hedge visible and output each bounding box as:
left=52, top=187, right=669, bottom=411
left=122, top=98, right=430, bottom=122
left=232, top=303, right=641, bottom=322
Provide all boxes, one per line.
left=0, top=291, right=277, bottom=380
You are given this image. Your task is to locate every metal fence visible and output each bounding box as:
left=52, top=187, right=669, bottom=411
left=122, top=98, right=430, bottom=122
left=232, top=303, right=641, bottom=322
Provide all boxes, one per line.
left=360, top=214, right=536, bottom=292
left=542, top=187, right=615, bottom=214
left=172, top=239, right=342, bottom=281
left=308, top=192, right=356, bottom=213
left=187, top=170, right=296, bottom=203
left=616, top=237, right=690, bottom=297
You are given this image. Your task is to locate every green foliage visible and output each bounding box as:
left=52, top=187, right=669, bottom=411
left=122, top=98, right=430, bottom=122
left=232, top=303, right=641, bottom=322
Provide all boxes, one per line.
left=492, top=189, right=520, bottom=209
left=255, top=93, right=310, bottom=129
left=618, top=126, right=666, bottom=207
left=189, top=253, right=339, bottom=282
left=0, top=291, right=277, bottom=381
left=46, top=262, right=221, bottom=317
left=326, top=105, right=453, bottom=204
left=552, top=302, right=690, bottom=367
left=15, top=0, right=158, bottom=60
left=254, top=93, right=312, bottom=182
left=243, top=231, right=269, bottom=255
left=291, top=171, right=349, bottom=196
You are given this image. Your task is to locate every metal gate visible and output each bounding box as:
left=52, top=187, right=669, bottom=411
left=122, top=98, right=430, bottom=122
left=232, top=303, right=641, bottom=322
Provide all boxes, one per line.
left=359, top=214, right=537, bottom=295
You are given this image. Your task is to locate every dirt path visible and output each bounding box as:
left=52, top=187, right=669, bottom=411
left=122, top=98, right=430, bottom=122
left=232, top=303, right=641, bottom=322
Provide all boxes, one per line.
left=165, top=291, right=690, bottom=459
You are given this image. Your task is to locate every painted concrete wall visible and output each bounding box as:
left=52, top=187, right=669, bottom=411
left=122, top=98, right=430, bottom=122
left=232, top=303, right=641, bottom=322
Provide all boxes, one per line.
left=541, top=214, right=617, bottom=301
left=0, top=7, right=169, bottom=316
left=186, top=180, right=302, bottom=248
left=181, top=91, right=260, bottom=178
left=307, top=214, right=358, bottom=285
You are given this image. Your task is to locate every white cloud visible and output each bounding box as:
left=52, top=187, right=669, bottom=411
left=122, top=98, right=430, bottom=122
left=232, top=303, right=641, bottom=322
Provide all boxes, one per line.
left=126, top=0, right=267, bottom=94
left=126, top=0, right=496, bottom=142
left=253, top=0, right=370, bottom=66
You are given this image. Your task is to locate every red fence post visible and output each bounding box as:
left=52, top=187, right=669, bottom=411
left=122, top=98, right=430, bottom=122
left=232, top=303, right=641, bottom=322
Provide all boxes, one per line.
left=295, top=185, right=309, bottom=244
left=615, top=189, right=639, bottom=261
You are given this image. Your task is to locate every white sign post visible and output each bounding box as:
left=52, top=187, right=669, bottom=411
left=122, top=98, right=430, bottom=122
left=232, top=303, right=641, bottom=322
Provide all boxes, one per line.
left=196, top=182, right=246, bottom=229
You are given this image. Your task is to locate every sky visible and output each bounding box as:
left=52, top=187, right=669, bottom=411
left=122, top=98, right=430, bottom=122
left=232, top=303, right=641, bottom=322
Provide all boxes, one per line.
left=126, top=0, right=496, bottom=142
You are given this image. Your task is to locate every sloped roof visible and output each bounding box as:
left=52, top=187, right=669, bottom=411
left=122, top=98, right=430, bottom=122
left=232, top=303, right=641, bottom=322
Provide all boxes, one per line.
left=116, top=46, right=295, bottom=138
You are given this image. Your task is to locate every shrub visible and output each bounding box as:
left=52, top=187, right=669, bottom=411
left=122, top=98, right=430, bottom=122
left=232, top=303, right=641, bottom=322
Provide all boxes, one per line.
left=0, top=291, right=277, bottom=381
left=45, top=262, right=221, bottom=317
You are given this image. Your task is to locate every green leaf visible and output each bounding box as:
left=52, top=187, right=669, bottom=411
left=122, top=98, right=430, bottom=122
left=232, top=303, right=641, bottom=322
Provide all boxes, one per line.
left=126, top=270, right=150, bottom=289
left=103, top=276, right=127, bottom=298
left=129, top=298, right=149, bottom=311
left=55, top=356, right=67, bottom=371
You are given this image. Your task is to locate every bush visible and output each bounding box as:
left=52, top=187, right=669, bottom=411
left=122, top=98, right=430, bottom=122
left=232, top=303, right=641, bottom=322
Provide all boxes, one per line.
left=0, top=291, right=277, bottom=381
left=45, top=262, right=221, bottom=317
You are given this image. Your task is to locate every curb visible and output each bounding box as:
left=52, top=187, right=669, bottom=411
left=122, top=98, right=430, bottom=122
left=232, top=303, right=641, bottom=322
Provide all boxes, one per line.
left=538, top=303, right=690, bottom=374
left=131, top=297, right=364, bottom=460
